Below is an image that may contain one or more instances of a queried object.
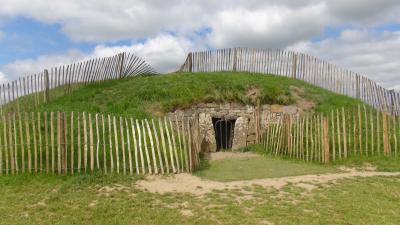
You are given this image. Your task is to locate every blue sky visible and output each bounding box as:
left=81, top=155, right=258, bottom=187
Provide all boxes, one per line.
left=0, top=0, right=400, bottom=89
left=0, top=17, right=95, bottom=65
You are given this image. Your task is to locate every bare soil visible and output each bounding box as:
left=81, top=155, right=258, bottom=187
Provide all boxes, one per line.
left=136, top=170, right=400, bottom=195
left=290, top=85, right=315, bottom=113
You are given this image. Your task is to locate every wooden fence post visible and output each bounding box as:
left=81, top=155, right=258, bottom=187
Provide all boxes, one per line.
left=50, top=112, right=54, bottom=173
left=141, top=119, right=152, bottom=174
left=187, top=119, right=193, bottom=171
left=377, top=110, right=381, bottom=155
left=136, top=119, right=145, bottom=174
left=393, top=115, right=398, bottom=157
left=89, top=114, right=94, bottom=172
left=19, top=113, right=25, bottom=173
left=158, top=118, right=170, bottom=173
left=70, top=112, right=74, bottom=174
left=292, top=53, right=297, bottom=79
left=383, top=113, right=389, bottom=156
left=57, top=112, right=61, bottom=174
left=118, top=53, right=125, bottom=78
left=44, top=69, right=50, bottom=102
left=342, top=107, right=347, bottom=158
left=233, top=48, right=238, bottom=72
left=323, top=116, right=330, bottom=163
left=255, top=99, right=261, bottom=143
left=188, top=52, right=193, bottom=73
left=152, top=119, right=164, bottom=174
left=31, top=112, right=37, bottom=173
left=62, top=112, right=67, bottom=174
left=356, top=74, right=360, bottom=99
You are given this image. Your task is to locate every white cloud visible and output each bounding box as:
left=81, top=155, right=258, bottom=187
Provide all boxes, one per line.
left=287, top=29, right=400, bottom=90
left=0, top=71, right=6, bottom=83
left=0, top=49, right=85, bottom=82
left=0, top=34, right=195, bottom=81
left=326, top=0, right=400, bottom=25
left=0, top=1, right=400, bottom=89
left=0, top=0, right=210, bottom=42
left=121, top=35, right=194, bottom=73
left=0, top=0, right=400, bottom=44
left=207, top=3, right=327, bottom=48
left=92, top=34, right=195, bottom=72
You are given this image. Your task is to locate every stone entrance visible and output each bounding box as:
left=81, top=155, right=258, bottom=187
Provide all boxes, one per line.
left=169, top=102, right=299, bottom=152
left=212, top=118, right=236, bottom=151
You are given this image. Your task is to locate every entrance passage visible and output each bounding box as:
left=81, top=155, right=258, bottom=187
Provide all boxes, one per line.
left=212, top=118, right=236, bottom=151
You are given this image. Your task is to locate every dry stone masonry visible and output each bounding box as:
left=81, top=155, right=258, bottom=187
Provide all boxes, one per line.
left=169, top=102, right=299, bottom=152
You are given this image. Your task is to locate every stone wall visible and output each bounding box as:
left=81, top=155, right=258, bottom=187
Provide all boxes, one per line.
left=168, top=102, right=299, bottom=152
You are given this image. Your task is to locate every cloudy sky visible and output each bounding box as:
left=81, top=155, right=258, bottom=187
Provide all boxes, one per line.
left=0, top=0, right=399, bottom=89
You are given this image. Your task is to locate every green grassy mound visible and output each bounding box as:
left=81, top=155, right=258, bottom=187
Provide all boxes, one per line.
left=36, top=72, right=363, bottom=118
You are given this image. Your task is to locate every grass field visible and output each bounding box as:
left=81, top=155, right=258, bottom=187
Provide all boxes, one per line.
left=0, top=149, right=399, bottom=224
left=35, top=72, right=363, bottom=118
left=1, top=170, right=399, bottom=224
left=194, top=152, right=339, bottom=181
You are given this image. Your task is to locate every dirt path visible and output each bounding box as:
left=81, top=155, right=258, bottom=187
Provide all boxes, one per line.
left=207, top=151, right=259, bottom=161
left=136, top=170, right=400, bottom=195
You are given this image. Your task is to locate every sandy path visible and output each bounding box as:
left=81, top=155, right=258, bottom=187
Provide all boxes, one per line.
left=207, top=151, right=260, bottom=161
left=136, top=171, right=400, bottom=195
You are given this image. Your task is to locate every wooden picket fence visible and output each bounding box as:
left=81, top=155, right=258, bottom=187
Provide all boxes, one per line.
left=178, top=48, right=399, bottom=115
left=262, top=105, right=398, bottom=163
left=0, top=111, right=200, bottom=175
left=0, top=52, right=157, bottom=114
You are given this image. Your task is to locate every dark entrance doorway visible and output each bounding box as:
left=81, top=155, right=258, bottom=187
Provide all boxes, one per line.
left=212, top=118, right=236, bottom=151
